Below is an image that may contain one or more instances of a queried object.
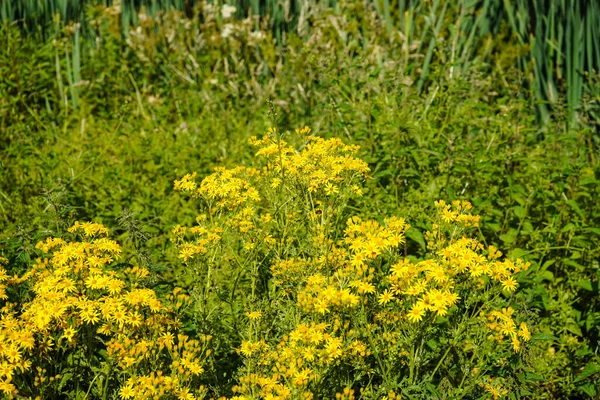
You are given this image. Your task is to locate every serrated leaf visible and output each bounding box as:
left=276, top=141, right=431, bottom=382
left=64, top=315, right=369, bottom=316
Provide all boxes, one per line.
left=577, top=383, right=597, bottom=397
left=531, top=333, right=558, bottom=342
left=574, top=363, right=600, bottom=383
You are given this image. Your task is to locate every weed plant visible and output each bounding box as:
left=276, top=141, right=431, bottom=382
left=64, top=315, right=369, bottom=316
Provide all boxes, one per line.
left=0, top=1, right=599, bottom=398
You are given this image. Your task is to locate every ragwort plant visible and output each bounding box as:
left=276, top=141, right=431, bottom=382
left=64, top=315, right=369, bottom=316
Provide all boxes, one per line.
left=0, top=223, right=213, bottom=399
left=174, top=128, right=534, bottom=399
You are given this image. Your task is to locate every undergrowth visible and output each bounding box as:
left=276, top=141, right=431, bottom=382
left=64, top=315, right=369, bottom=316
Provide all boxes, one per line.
left=0, top=1, right=599, bottom=398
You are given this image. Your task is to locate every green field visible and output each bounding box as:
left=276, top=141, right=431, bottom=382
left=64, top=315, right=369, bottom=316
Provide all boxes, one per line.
left=1, top=1, right=599, bottom=398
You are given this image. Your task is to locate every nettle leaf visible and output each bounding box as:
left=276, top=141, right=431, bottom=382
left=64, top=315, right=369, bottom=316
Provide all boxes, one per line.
left=574, top=363, right=600, bottom=383
left=577, top=383, right=597, bottom=397
left=531, top=333, right=559, bottom=342
left=405, top=227, right=426, bottom=251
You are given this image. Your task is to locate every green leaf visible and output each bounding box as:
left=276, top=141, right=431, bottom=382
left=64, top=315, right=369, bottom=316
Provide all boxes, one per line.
left=575, top=280, right=593, bottom=291
left=574, top=363, right=600, bottom=383
left=585, top=227, right=600, bottom=236
left=405, top=227, right=426, bottom=251
left=579, top=177, right=598, bottom=186
left=531, top=333, right=559, bottom=342
left=566, top=323, right=583, bottom=337
left=566, top=200, right=585, bottom=220
left=524, top=372, right=545, bottom=381
left=58, top=372, right=74, bottom=391
left=561, top=223, right=576, bottom=233
left=513, top=205, right=525, bottom=219
left=537, top=270, right=554, bottom=282
left=577, top=383, right=597, bottom=397
left=510, top=248, right=526, bottom=259
left=499, top=229, right=517, bottom=244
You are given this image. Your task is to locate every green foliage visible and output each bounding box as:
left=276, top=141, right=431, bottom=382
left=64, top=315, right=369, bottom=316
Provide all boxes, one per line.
left=0, top=1, right=599, bottom=398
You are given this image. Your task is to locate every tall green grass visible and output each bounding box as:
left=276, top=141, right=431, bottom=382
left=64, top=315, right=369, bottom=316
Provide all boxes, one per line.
left=3, top=0, right=598, bottom=126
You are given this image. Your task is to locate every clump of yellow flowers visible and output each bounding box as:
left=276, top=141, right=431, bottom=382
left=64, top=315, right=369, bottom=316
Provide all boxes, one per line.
left=173, top=127, right=534, bottom=399
left=0, top=127, right=535, bottom=398
left=0, top=223, right=212, bottom=398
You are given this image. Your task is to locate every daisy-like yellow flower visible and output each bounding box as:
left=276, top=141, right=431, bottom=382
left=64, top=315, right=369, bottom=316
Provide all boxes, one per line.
left=407, top=303, right=425, bottom=323
left=500, top=277, right=518, bottom=291
left=377, top=289, right=394, bottom=305
left=245, top=310, right=263, bottom=321
left=177, top=387, right=195, bottom=400
left=518, top=322, right=531, bottom=341
left=62, top=327, right=77, bottom=342
left=324, top=183, right=339, bottom=195
left=119, top=384, right=135, bottom=399
left=160, top=331, right=175, bottom=349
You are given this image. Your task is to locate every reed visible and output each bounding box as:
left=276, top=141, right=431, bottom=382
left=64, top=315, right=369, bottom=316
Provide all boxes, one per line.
left=2, top=0, right=599, bottom=126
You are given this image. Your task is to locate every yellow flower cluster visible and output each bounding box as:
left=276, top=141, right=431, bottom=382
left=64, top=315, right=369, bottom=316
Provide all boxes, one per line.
left=249, top=128, right=369, bottom=195
left=0, top=309, right=35, bottom=394
left=172, top=222, right=223, bottom=262
left=381, top=201, right=531, bottom=324
left=0, top=257, right=10, bottom=300
left=114, top=331, right=212, bottom=399
left=479, top=377, right=509, bottom=399
left=0, top=223, right=211, bottom=398
left=486, top=307, right=531, bottom=352
left=170, top=128, right=534, bottom=397
left=233, top=322, right=366, bottom=399
left=298, top=274, right=361, bottom=314
left=335, top=387, right=355, bottom=400
left=174, top=167, right=261, bottom=210
left=270, top=258, right=311, bottom=289
left=295, top=217, right=408, bottom=315
left=434, top=200, right=480, bottom=227
left=344, top=216, right=408, bottom=272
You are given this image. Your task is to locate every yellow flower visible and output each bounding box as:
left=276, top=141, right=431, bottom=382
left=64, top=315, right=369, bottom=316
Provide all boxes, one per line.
left=324, top=183, right=339, bottom=195
left=245, top=311, right=263, bottom=321
left=292, top=368, right=312, bottom=386
left=407, top=303, right=425, bottom=323
left=160, top=332, right=175, bottom=349
left=178, top=387, right=195, bottom=400
left=119, top=384, right=135, bottom=399
left=500, top=277, right=518, bottom=291
left=239, top=341, right=255, bottom=357
left=518, top=322, right=531, bottom=341
left=62, top=327, right=77, bottom=342
left=377, top=290, right=394, bottom=305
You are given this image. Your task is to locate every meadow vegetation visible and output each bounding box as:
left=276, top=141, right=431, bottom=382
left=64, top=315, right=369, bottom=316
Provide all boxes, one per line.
left=0, top=1, right=599, bottom=398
